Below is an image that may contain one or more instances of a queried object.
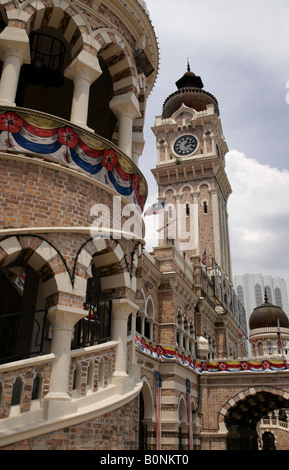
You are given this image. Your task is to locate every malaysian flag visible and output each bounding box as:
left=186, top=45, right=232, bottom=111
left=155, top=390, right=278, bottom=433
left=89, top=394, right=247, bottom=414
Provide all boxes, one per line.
left=15, top=271, right=25, bottom=291
left=277, top=319, right=284, bottom=351
left=155, top=371, right=162, bottom=450
left=186, top=379, right=193, bottom=450
left=144, top=202, right=165, bottom=216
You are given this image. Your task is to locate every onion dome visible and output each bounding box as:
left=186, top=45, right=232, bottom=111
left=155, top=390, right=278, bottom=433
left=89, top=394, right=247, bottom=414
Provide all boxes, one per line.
left=249, top=290, right=289, bottom=330
left=162, top=62, right=219, bottom=118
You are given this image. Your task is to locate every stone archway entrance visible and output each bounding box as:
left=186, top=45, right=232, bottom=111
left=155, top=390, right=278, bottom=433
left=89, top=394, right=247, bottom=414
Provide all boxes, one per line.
left=225, top=391, right=289, bottom=450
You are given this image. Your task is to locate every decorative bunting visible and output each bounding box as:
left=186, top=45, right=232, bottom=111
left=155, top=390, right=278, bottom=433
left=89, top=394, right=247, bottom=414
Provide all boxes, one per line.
left=136, top=333, right=289, bottom=374
left=0, top=108, right=147, bottom=210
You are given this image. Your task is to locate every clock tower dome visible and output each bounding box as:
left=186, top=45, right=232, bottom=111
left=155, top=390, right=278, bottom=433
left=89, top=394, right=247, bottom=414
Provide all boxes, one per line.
left=151, top=64, right=232, bottom=280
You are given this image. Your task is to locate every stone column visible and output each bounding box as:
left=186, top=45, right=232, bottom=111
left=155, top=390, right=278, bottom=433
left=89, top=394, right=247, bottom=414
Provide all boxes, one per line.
left=211, top=189, right=222, bottom=267
left=0, top=28, right=30, bottom=106
left=43, top=305, right=87, bottom=419
left=111, top=298, right=139, bottom=394
left=110, top=93, right=141, bottom=158
left=197, top=336, right=210, bottom=360
left=131, top=133, right=145, bottom=166
left=65, top=50, right=102, bottom=130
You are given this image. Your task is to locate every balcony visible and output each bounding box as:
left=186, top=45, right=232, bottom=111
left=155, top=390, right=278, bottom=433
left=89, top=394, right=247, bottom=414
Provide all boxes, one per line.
left=0, top=106, right=148, bottom=211
left=72, top=300, right=112, bottom=349
left=0, top=308, right=48, bottom=365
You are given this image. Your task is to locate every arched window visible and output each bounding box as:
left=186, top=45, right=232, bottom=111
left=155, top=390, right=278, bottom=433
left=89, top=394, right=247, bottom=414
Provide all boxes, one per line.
left=73, top=264, right=112, bottom=348
left=31, top=374, right=42, bottom=401
left=99, top=358, right=105, bottom=389
left=72, top=365, right=81, bottom=398
left=16, top=26, right=74, bottom=121
left=87, top=361, right=94, bottom=393
left=11, top=377, right=23, bottom=407
left=279, top=409, right=287, bottom=423
left=255, top=283, right=262, bottom=306
left=0, top=255, right=48, bottom=364
left=275, top=287, right=283, bottom=309
left=262, top=432, right=276, bottom=451
left=108, top=357, right=113, bottom=385
left=139, top=392, right=147, bottom=450
left=87, top=54, right=117, bottom=139
left=237, top=285, right=245, bottom=307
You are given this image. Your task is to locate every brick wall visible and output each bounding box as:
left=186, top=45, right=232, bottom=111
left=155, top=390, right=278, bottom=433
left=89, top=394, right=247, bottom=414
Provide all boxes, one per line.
left=0, top=396, right=140, bottom=450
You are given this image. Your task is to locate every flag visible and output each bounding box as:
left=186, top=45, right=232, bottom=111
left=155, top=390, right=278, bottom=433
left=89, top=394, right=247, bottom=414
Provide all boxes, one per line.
left=186, top=379, right=193, bottom=450
left=277, top=319, right=284, bottom=351
left=15, top=271, right=25, bottom=291
left=238, top=325, right=243, bottom=349
left=144, top=202, right=165, bottom=216
left=201, top=249, right=206, bottom=265
left=155, top=371, right=162, bottom=450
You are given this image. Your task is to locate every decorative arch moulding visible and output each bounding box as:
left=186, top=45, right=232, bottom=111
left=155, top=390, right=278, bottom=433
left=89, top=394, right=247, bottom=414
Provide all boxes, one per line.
left=136, top=333, right=289, bottom=374
left=0, top=106, right=148, bottom=210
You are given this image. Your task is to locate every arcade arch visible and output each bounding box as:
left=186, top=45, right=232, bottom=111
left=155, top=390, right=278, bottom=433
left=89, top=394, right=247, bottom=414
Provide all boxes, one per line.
left=139, top=377, right=154, bottom=450
left=223, top=389, right=289, bottom=450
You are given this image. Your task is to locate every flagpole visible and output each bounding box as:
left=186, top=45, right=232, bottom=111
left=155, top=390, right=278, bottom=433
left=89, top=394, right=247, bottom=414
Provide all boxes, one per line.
left=155, top=371, right=162, bottom=450
left=186, top=379, right=193, bottom=450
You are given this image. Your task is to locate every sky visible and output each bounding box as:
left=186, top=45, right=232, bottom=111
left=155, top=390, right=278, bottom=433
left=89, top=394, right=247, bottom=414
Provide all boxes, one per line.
left=139, top=0, right=289, bottom=297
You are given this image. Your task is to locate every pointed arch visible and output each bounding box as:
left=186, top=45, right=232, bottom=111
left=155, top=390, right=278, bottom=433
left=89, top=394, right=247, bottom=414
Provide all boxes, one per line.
left=140, top=376, right=154, bottom=420
left=0, top=235, right=71, bottom=300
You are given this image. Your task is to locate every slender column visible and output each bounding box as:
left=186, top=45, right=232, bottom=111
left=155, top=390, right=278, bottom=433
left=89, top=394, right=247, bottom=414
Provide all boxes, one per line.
left=110, top=93, right=141, bottom=158
left=131, top=134, right=145, bottom=166
left=43, top=305, right=87, bottom=419
left=65, top=50, right=102, bottom=129
left=0, top=28, right=30, bottom=106
left=111, top=298, right=139, bottom=393
left=211, top=189, right=222, bottom=267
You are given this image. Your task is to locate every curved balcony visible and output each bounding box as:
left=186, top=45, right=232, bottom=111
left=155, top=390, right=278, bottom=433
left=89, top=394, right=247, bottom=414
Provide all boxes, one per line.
left=0, top=106, right=148, bottom=211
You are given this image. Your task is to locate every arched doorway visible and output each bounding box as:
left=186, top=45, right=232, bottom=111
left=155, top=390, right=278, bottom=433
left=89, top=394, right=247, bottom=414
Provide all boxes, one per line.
left=0, top=249, right=49, bottom=363
left=178, top=397, right=187, bottom=450
left=72, top=263, right=112, bottom=349
left=139, top=379, right=154, bottom=450
left=16, top=25, right=74, bottom=120
left=225, top=391, right=289, bottom=450
left=87, top=54, right=117, bottom=139
left=262, top=432, right=276, bottom=450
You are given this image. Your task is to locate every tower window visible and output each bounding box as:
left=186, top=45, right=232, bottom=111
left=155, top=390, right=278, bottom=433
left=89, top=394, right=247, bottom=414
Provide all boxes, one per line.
left=186, top=204, right=190, bottom=216
left=203, top=201, right=208, bottom=214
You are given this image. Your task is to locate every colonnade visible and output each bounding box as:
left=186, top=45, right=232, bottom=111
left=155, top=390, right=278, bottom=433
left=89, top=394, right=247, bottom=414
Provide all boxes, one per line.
left=0, top=26, right=141, bottom=162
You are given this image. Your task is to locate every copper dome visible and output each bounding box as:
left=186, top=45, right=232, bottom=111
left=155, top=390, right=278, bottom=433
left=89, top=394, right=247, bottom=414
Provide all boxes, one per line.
left=162, top=64, right=219, bottom=118
left=249, top=292, right=289, bottom=330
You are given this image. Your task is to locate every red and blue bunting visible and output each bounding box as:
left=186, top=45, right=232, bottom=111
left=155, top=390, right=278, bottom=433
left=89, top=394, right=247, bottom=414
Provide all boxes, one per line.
left=135, top=334, right=289, bottom=373
left=0, top=108, right=147, bottom=210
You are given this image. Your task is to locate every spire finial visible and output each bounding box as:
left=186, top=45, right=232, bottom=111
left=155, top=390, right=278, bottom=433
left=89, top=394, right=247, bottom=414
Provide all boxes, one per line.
left=264, top=288, right=268, bottom=302
left=187, top=58, right=190, bottom=72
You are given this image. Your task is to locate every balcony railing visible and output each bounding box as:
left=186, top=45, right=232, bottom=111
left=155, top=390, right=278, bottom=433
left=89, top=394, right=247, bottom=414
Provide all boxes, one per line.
left=72, top=300, right=112, bottom=349
left=0, top=308, right=48, bottom=365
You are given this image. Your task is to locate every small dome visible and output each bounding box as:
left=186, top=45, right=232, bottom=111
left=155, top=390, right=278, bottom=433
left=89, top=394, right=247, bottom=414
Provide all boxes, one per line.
left=249, top=291, right=289, bottom=330
left=162, top=64, right=219, bottom=118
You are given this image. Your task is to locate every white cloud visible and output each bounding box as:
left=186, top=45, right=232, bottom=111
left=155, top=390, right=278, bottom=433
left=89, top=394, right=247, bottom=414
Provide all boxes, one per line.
left=227, top=150, right=289, bottom=287
left=142, top=0, right=289, bottom=294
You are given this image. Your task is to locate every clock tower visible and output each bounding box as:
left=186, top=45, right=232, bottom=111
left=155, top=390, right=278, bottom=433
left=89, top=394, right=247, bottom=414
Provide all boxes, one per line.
left=151, top=64, right=232, bottom=280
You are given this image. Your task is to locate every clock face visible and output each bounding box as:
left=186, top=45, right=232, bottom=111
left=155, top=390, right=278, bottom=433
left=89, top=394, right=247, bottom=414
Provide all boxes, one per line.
left=174, top=135, right=198, bottom=156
